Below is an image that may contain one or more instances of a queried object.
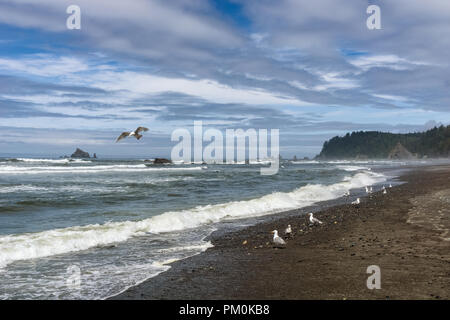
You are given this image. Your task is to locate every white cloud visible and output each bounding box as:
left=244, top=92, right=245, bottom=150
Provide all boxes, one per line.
left=1, top=56, right=315, bottom=111
left=0, top=55, right=89, bottom=77
left=372, top=94, right=411, bottom=103
left=314, top=72, right=359, bottom=91
left=349, top=55, right=429, bottom=71
left=86, top=70, right=313, bottom=106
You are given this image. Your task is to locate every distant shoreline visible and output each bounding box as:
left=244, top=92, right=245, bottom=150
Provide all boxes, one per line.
left=112, top=164, right=450, bottom=300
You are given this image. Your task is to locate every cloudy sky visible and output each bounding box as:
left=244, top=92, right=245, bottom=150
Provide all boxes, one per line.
left=0, top=0, right=449, bottom=158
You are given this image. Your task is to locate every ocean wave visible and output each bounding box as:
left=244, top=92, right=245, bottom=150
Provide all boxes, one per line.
left=0, top=185, right=130, bottom=194
left=102, top=240, right=214, bottom=300
left=16, top=158, right=91, bottom=164
left=290, top=159, right=409, bottom=165
left=0, top=185, right=49, bottom=194
left=155, top=242, right=214, bottom=254
left=337, top=165, right=371, bottom=171
left=0, top=177, right=197, bottom=194
left=290, top=160, right=320, bottom=164
left=0, top=165, right=205, bottom=175
left=0, top=170, right=385, bottom=269
left=172, top=160, right=274, bottom=165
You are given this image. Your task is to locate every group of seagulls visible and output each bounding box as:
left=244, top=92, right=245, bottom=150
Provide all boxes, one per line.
left=271, top=183, right=395, bottom=246
left=346, top=183, right=393, bottom=206
left=371, top=183, right=392, bottom=195
left=271, top=213, right=323, bottom=247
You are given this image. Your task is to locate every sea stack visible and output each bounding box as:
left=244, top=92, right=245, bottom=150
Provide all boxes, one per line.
left=153, top=158, right=172, bottom=164
left=71, top=148, right=90, bottom=158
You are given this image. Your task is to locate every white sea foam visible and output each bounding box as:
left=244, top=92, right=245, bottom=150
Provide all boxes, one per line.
left=290, top=160, right=320, bottom=164
left=0, top=178, right=196, bottom=194
left=16, top=158, right=91, bottom=164
left=156, top=242, right=214, bottom=254
left=291, top=159, right=409, bottom=165
left=0, top=165, right=204, bottom=175
left=102, top=241, right=214, bottom=300
left=0, top=170, right=385, bottom=269
left=0, top=185, right=49, bottom=193
left=337, top=165, right=371, bottom=171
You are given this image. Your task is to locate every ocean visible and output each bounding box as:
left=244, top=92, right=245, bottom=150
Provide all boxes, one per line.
left=0, top=157, right=429, bottom=299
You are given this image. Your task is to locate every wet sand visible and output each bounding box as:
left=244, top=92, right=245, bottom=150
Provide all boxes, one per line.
left=112, top=165, right=450, bottom=300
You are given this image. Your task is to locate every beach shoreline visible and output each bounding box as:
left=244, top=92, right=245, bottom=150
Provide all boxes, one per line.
left=111, top=164, right=450, bottom=300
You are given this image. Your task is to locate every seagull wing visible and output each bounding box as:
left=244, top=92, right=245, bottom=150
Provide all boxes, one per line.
left=116, top=132, right=130, bottom=142
left=135, top=127, right=149, bottom=134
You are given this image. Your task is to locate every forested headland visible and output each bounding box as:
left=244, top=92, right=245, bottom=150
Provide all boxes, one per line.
left=316, top=125, right=450, bottom=159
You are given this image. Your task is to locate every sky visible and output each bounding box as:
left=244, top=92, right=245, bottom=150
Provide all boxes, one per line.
left=0, top=0, right=449, bottom=158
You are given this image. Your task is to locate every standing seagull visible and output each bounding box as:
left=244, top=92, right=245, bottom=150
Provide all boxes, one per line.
left=271, top=230, right=286, bottom=247
left=116, top=127, right=149, bottom=142
left=285, top=224, right=292, bottom=238
left=352, top=198, right=360, bottom=205
left=308, top=212, right=323, bottom=225
left=383, top=189, right=387, bottom=194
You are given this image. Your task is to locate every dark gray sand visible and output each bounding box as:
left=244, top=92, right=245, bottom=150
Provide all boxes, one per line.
left=112, top=165, right=450, bottom=300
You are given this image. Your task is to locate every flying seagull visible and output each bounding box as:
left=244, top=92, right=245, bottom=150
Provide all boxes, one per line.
left=271, top=230, right=286, bottom=247
left=116, top=127, right=149, bottom=142
left=308, top=212, right=323, bottom=225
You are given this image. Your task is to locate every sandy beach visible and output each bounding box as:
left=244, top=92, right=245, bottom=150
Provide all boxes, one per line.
left=112, top=165, right=450, bottom=300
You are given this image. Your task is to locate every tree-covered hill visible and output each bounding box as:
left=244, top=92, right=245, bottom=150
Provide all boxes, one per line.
left=316, top=125, right=450, bottom=159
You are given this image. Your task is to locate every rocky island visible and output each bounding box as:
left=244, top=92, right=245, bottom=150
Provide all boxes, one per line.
left=144, top=158, right=172, bottom=165
left=70, top=148, right=91, bottom=158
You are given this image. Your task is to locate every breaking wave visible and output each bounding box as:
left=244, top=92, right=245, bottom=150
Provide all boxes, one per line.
left=0, top=170, right=385, bottom=269
left=0, top=165, right=205, bottom=174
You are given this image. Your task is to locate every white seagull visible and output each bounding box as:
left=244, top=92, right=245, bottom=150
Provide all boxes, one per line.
left=308, top=212, right=323, bottom=225
left=383, top=189, right=387, bottom=194
left=285, top=224, right=292, bottom=236
left=271, top=230, right=286, bottom=246
left=344, top=191, right=350, bottom=197
left=116, top=126, right=149, bottom=142
left=389, top=184, right=392, bottom=188
left=365, top=186, right=369, bottom=193
left=352, top=198, right=360, bottom=205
